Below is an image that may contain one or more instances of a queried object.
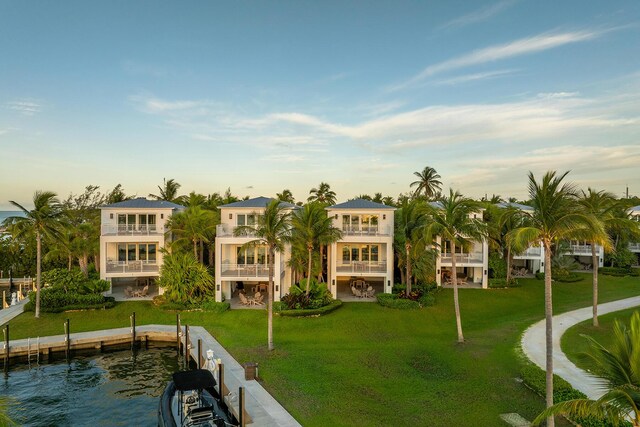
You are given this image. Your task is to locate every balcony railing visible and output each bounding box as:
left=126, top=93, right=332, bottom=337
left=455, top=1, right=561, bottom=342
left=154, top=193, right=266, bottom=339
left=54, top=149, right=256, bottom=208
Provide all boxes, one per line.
left=220, top=263, right=273, bottom=278
left=216, top=224, right=257, bottom=238
left=568, top=244, right=596, bottom=255
left=336, top=261, right=387, bottom=274
left=440, top=253, right=484, bottom=264
left=105, top=261, right=159, bottom=274
left=341, top=226, right=392, bottom=236
left=515, top=246, right=542, bottom=257
left=629, top=242, right=640, bottom=252
left=102, top=225, right=162, bottom=236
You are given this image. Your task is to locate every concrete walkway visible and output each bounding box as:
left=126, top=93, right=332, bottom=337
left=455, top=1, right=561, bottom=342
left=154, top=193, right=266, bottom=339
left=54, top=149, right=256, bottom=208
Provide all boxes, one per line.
left=521, top=296, right=640, bottom=399
left=0, top=298, right=28, bottom=325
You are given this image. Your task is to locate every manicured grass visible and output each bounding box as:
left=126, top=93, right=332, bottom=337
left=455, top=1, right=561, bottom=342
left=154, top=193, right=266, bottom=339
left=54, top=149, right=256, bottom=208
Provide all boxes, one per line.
left=561, top=306, right=640, bottom=374
left=5, top=273, right=640, bottom=426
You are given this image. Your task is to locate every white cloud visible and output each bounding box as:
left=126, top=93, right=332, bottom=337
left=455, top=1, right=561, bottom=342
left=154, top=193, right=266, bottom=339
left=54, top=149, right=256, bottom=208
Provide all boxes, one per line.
left=6, top=100, right=43, bottom=116
left=389, top=29, right=606, bottom=91
left=438, top=0, right=516, bottom=30
left=434, top=69, right=517, bottom=86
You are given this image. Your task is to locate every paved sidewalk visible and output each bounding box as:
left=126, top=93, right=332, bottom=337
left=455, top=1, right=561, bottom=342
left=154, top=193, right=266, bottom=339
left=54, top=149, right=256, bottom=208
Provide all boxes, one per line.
left=521, top=296, right=640, bottom=399
left=0, top=298, right=28, bottom=325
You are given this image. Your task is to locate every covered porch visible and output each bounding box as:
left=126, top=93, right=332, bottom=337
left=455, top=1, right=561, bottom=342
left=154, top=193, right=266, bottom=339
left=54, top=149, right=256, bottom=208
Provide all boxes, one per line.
left=109, top=276, right=159, bottom=300
left=439, top=267, right=485, bottom=288
left=335, top=277, right=384, bottom=302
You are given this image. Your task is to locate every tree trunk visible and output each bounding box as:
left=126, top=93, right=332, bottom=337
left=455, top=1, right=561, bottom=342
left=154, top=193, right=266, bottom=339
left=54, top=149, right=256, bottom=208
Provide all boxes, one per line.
left=35, top=232, right=42, bottom=319
left=68, top=255, right=72, bottom=271
left=306, top=244, right=313, bottom=295
left=506, top=246, right=512, bottom=282
left=208, top=244, right=214, bottom=267
left=451, top=242, right=464, bottom=343
left=318, top=245, right=325, bottom=282
left=193, top=239, right=198, bottom=259
left=592, top=243, right=599, bottom=327
left=405, top=242, right=412, bottom=293
left=94, top=251, right=100, bottom=273
left=199, top=240, right=204, bottom=263
left=268, top=247, right=275, bottom=351
left=79, top=254, right=89, bottom=278
left=544, top=240, right=555, bottom=427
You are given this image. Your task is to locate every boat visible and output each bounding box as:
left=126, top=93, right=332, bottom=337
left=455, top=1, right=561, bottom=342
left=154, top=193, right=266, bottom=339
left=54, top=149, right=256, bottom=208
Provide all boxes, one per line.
left=158, top=369, right=239, bottom=427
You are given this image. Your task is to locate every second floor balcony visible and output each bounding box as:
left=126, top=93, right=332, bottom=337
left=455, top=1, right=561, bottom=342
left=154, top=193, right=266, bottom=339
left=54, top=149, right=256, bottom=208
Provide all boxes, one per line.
left=105, top=260, right=159, bottom=274
left=220, top=263, right=273, bottom=278
left=629, top=242, right=640, bottom=252
left=440, top=252, right=484, bottom=264
left=567, top=244, right=598, bottom=256
left=217, top=224, right=257, bottom=238
left=336, top=261, right=388, bottom=274
left=102, top=224, right=163, bottom=236
left=514, top=246, right=542, bottom=258
left=341, top=225, right=392, bottom=236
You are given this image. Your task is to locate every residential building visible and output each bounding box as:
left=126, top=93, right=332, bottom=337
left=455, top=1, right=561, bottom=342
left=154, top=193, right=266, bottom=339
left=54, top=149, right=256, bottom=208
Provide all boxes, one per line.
left=214, top=197, right=296, bottom=302
left=325, top=199, right=395, bottom=299
left=99, top=197, right=184, bottom=294
left=496, top=202, right=545, bottom=274
left=433, top=202, right=489, bottom=288
left=628, top=205, right=640, bottom=264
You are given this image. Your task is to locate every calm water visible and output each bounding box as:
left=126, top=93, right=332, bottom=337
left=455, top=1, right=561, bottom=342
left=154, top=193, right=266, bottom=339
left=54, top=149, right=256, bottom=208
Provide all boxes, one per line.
left=0, top=346, right=181, bottom=426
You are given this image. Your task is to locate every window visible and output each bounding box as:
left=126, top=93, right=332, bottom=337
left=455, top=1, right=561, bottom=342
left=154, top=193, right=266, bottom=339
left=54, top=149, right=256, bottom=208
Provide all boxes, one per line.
left=118, top=244, right=126, bottom=262
left=236, top=246, right=266, bottom=264
left=148, top=244, right=157, bottom=262
left=128, top=244, right=137, bottom=261
left=371, top=245, right=379, bottom=262
left=237, top=214, right=246, bottom=226
left=139, top=244, right=147, bottom=261
left=342, top=246, right=350, bottom=262
left=361, top=245, right=369, bottom=261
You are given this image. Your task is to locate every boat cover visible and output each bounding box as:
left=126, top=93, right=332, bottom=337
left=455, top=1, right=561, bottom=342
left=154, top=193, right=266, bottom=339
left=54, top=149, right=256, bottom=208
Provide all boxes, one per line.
left=172, top=369, right=217, bottom=392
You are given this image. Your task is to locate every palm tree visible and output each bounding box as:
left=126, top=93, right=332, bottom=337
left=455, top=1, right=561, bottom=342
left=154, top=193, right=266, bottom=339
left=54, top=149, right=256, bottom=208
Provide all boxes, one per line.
left=149, top=178, right=184, bottom=204
left=234, top=200, right=292, bottom=351
left=291, top=202, right=341, bottom=294
left=410, top=166, right=442, bottom=200
left=5, top=191, right=63, bottom=318
left=424, top=189, right=487, bottom=343
left=166, top=207, right=218, bottom=261
left=276, top=189, right=296, bottom=204
left=577, top=189, right=619, bottom=327
left=509, top=171, right=601, bottom=427
left=533, top=310, right=640, bottom=426
left=307, top=182, right=337, bottom=205
left=157, top=252, right=215, bottom=305
left=394, top=199, right=428, bottom=293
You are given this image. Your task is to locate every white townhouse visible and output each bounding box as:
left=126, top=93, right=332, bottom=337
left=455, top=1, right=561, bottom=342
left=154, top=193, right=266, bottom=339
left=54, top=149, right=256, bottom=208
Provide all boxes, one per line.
left=99, top=197, right=184, bottom=294
left=628, top=205, right=640, bottom=264
left=432, top=202, right=489, bottom=288
left=497, top=202, right=545, bottom=274
left=214, top=197, right=297, bottom=303
left=325, top=199, right=395, bottom=299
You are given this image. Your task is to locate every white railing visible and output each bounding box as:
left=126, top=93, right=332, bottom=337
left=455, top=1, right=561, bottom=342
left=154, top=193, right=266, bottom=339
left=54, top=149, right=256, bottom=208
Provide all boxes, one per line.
left=336, top=261, right=387, bottom=274
left=102, top=224, right=162, bottom=236
left=220, top=263, right=272, bottom=278
left=515, top=246, right=542, bottom=257
left=341, top=225, right=392, bottom=236
left=216, top=224, right=257, bottom=237
left=629, top=242, right=640, bottom=252
left=105, top=261, right=159, bottom=274
left=440, top=253, right=484, bottom=264
left=568, top=244, right=594, bottom=255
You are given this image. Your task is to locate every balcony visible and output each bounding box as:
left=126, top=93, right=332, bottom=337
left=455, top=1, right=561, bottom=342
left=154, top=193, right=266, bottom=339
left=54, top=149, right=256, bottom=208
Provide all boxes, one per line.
left=105, top=261, right=159, bottom=274
left=341, top=225, right=392, bottom=237
left=216, top=224, right=257, bottom=238
left=440, top=253, right=484, bottom=264
left=567, top=244, right=595, bottom=256
left=515, top=246, right=542, bottom=258
left=629, top=242, right=640, bottom=252
left=336, top=261, right=387, bottom=274
left=102, top=224, right=162, bottom=236
left=220, top=263, right=273, bottom=278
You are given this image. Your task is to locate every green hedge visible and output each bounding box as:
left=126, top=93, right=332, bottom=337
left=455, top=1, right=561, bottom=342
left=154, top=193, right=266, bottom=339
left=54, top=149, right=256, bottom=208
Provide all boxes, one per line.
left=599, top=267, right=639, bottom=277
left=488, top=278, right=520, bottom=288
left=276, top=299, right=342, bottom=317
left=24, top=293, right=115, bottom=313
left=520, top=364, right=626, bottom=427
left=534, top=272, right=584, bottom=282
left=153, top=295, right=230, bottom=313
left=376, top=293, right=420, bottom=310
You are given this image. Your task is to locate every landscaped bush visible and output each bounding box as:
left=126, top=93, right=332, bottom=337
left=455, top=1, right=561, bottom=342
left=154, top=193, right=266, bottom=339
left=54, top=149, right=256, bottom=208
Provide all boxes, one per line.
left=376, top=293, right=420, bottom=309
left=390, top=282, right=439, bottom=307
left=276, top=299, right=342, bottom=317
left=534, top=271, right=584, bottom=282
left=599, top=266, right=639, bottom=277
left=24, top=290, right=115, bottom=313
left=488, top=252, right=507, bottom=279
left=488, top=278, right=520, bottom=288
left=280, top=279, right=333, bottom=310
left=42, top=268, right=85, bottom=293
left=152, top=295, right=230, bottom=312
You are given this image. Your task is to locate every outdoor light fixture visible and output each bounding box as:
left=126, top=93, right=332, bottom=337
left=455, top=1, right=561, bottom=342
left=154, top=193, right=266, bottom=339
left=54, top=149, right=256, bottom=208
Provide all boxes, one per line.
left=161, top=214, right=164, bottom=219
left=383, top=214, right=386, bottom=220
left=229, top=213, right=232, bottom=219
left=334, top=214, right=338, bottom=219
left=216, top=284, right=220, bottom=291
left=484, top=270, right=487, bottom=275
left=110, top=213, right=113, bottom=219
left=437, top=269, right=440, bottom=275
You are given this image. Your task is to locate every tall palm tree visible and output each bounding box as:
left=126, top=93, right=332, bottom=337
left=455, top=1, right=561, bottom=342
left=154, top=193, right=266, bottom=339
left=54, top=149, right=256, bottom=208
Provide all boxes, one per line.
left=291, top=202, right=341, bottom=294
left=577, top=189, right=618, bottom=327
left=394, top=199, right=428, bottom=293
left=166, top=207, right=218, bottom=261
left=410, top=166, right=442, bottom=200
left=234, top=200, right=292, bottom=351
left=5, top=191, right=63, bottom=318
left=533, top=310, right=640, bottom=426
left=149, top=178, right=184, bottom=204
left=307, top=182, right=337, bottom=205
left=276, top=189, right=296, bottom=204
left=509, top=171, right=600, bottom=427
left=424, top=189, right=487, bottom=343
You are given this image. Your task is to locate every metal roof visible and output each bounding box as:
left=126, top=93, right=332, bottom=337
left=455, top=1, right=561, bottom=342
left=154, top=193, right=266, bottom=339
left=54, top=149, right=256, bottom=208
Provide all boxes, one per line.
left=101, top=197, right=184, bottom=210
left=496, top=202, right=534, bottom=211
left=218, top=196, right=297, bottom=209
left=327, top=199, right=396, bottom=210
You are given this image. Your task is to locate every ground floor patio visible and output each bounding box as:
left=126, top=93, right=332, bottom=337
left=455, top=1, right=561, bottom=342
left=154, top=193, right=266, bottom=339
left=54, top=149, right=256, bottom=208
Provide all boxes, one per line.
left=109, top=276, right=159, bottom=301
left=335, top=277, right=384, bottom=302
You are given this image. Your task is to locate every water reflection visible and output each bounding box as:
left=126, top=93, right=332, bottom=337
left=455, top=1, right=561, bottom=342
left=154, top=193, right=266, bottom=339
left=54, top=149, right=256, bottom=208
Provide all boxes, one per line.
left=0, top=346, right=180, bottom=426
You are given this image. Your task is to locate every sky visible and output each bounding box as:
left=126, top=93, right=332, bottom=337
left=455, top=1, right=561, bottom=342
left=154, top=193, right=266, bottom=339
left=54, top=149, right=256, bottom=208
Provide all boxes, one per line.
left=1, top=1, right=639, bottom=209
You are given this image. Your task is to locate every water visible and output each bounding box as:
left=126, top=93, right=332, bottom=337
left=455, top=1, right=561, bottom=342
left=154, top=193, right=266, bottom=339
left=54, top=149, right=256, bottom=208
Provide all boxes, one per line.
left=0, top=346, right=181, bottom=426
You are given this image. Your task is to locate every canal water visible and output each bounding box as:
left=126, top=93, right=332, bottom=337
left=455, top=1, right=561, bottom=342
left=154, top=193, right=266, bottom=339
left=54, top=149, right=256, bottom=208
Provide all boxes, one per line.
left=0, top=345, right=181, bottom=426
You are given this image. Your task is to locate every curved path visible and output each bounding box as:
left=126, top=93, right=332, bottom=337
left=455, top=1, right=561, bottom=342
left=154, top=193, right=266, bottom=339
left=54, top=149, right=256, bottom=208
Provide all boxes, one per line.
left=521, top=296, right=640, bottom=400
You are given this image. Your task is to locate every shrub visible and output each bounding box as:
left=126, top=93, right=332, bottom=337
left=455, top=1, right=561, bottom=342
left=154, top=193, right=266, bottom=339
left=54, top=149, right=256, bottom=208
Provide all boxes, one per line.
left=599, top=266, right=639, bottom=277
left=281, top=280, right=333, bottom=310
left=157, top=253, right=215, bottom=305
left=199, top=299, right=230, bottom=313
left=42, top=268, right=84, bottom=293
left=24, top=290, right=114, bottom=313
left=488, top=252, right=507, bottom=279
left=488, top=278, right=520, bottom=288
left=376, top=293, right=420, bottom=309
left=277, top=299, right=342, bottom=317
left=534, top=271, right=584, bottom=282
left=418, top=293, right=436, bottom=307
left=81, top=279, right=110, bottom=294
left=535, top=272, right=545, bottom=280
left=610, top=247, right=636, bottom=269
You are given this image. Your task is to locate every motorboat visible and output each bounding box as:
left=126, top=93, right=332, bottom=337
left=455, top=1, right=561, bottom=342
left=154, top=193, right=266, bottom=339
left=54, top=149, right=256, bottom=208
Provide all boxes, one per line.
left=158, top=369, right=239, bottom=427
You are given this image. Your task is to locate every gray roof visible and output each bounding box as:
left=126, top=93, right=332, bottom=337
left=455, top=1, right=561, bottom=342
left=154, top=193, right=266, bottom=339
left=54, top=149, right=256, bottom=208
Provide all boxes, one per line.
left=629, top=205, right=640, bottom=212
left=496, top=202, right=534, bottom=211
left=218, top=196, right=297, bottom=209
left=101, top=197, right=184, bottom=210
left=327, top=199, right=396, bottom=210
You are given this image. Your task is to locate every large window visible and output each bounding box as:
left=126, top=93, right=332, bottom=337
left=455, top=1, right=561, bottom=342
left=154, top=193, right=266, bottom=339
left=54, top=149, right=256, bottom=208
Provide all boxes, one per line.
left=236, top=246, right=267, bottom=265
left=117, top=243, right=157, bottom=263
left=237, top=214, right=261, bottom=227
left=116, top=213, right=156, bottom=231
left=342, top=214, right=379, bottom=233
left=341, top=244, right=380, bottom=263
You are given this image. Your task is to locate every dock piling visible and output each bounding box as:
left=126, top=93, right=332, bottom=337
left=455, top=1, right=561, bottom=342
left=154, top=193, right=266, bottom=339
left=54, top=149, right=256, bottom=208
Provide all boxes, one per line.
left=65, top=319, right=70, bottom=360
left=130, top=312, right=136, bottom=349
left=184, top=325, right=190, bottom=369
left=239, top=386, right=245, bottom=427
left=197, top=339, right=202, bottom=369
left=176, top=313, right=181, bottom=354
left=3, top=325, right=9, bottom=370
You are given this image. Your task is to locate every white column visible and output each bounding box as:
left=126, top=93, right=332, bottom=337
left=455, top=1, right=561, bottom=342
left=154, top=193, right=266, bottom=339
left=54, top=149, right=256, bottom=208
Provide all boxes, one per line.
left=482, top=239, right=489, bottom=288
left=215, top=238, right=222, bottom=302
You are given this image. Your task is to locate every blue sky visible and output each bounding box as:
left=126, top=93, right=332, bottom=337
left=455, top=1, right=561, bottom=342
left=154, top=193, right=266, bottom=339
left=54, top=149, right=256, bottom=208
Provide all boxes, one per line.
left=1, top=1, right=639, bottom=208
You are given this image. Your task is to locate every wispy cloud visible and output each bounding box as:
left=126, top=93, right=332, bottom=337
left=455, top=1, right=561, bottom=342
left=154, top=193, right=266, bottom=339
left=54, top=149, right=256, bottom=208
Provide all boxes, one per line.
left=6, top=100, right=43, bottom=116
left=389, top=29, right=607, bottom=91
left=122, top=60, right=169, bottom=78
left=438, top=0, right=516, bottom=30
left=434, top=69, right=517, bottom=86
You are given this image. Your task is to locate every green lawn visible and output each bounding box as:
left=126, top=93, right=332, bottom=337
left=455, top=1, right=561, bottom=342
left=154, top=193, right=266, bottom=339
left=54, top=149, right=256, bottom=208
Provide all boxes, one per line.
left=561, top=306, right=640, bottom=374
left=5, top=274, right=640, bottom=426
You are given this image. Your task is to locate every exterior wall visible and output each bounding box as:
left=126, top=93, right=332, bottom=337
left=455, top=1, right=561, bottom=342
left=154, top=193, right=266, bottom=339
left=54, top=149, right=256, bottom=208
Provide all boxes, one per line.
left=629, top=208, right=640, bottom=254
left=435, top=235, right=489, bottom=288
left=513, top=244, right=545, bottom=273
left=326, top=208, right=395, bottom=298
